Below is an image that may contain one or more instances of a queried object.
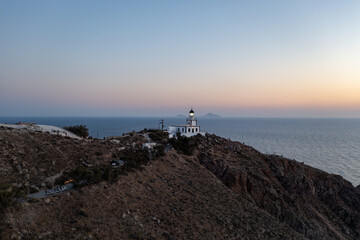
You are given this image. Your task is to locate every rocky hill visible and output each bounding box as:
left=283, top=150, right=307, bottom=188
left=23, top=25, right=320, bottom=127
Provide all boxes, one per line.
left=1, top=126, right=360, bottom=239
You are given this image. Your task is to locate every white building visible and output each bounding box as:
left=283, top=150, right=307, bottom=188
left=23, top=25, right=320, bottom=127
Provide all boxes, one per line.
left=142, top=142, right=157, bottom=149
left=168, top=109, right=206, bottom=138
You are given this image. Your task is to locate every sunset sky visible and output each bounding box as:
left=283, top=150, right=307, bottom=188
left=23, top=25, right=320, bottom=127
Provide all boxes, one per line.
left=1, top=0, right=360, bottom=117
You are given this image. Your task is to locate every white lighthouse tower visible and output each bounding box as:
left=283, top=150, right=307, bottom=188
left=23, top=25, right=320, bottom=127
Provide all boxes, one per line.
left=168, top=109, right=205, bottom=138
left=187, top=109, right=197, bottom=126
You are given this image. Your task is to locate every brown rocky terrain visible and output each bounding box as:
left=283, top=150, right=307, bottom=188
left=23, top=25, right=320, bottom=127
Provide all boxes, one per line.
left=1, top=126, right=360, bottom=239
left=197, top=134, right=360, bottom=239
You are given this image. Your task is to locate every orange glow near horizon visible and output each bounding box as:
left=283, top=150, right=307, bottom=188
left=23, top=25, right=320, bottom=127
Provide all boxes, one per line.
left=11, top=74, right=360, bottom=110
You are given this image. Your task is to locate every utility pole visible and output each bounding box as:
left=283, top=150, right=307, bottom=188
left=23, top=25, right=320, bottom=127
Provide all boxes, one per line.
left=159, top=119, right=164, bottom=130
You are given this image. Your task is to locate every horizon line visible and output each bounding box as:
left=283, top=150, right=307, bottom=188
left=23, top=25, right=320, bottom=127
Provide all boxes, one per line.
left=1, top=115, right=360, bottom=120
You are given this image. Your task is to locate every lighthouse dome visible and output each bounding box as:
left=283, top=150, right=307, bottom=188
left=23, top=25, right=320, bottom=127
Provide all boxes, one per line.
left=189, top=109, right=195, bottom=117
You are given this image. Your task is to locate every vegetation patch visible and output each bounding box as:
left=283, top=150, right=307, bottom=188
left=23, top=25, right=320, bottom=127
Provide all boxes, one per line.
left=148, top=130, right=169, bottom=143
left=55, top=146, right=165, bottom=187
left=0, top=181, right=25, bottom=238
left=0, top=181, right=24, bottom=213
left=63, top=125, right=89, bottom=138
left=55, top=165, right=116, bottom=186
left=152, top=145, right=165, bottom=157
left=169, top=133, right=200, bottom=156
left=121, top=148, right=150, bottom=170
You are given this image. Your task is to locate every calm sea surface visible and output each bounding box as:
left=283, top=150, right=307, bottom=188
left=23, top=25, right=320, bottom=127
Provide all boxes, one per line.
left=1, top=117, right=360, bottom=186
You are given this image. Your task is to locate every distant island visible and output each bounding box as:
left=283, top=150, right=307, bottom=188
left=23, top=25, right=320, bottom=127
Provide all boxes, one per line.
left=200, top=113, right=221, bottom=118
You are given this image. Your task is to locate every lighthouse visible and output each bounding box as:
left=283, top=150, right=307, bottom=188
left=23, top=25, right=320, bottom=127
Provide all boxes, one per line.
left=168, top=109, right=205, bottom=138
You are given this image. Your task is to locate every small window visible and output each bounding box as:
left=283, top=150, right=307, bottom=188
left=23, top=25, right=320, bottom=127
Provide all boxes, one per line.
left=192, top=128, right=194, bottom=133
left=182, top=128, right=184, bottom=132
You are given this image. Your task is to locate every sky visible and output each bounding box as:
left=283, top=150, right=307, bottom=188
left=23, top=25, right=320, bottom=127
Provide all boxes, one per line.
left=1, top=0, right=360, bottom=117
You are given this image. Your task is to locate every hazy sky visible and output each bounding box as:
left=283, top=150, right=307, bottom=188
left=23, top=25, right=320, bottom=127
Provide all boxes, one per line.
left=1, top=0, right=360, bottom=117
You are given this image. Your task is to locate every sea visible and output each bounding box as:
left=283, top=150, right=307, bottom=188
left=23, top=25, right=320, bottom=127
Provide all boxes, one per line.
left=1, top=117, right=360, bottom=186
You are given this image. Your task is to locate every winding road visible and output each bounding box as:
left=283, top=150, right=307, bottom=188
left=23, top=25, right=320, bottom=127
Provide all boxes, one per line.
left=26, top=183, right=74, bottom=199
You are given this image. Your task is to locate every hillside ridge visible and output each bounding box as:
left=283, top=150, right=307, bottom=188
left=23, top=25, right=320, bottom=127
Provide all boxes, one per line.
left=1, top=126, right=359, bottom=239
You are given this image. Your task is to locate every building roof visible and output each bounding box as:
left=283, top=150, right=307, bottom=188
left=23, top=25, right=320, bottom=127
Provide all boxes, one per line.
left=170, top=124, right=198, bottom=127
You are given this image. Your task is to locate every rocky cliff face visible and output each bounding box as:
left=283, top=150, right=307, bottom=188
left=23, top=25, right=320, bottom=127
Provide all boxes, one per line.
left=1, top=127, right=360, bottom=239
left=197, top=134, right=360, bottom=239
